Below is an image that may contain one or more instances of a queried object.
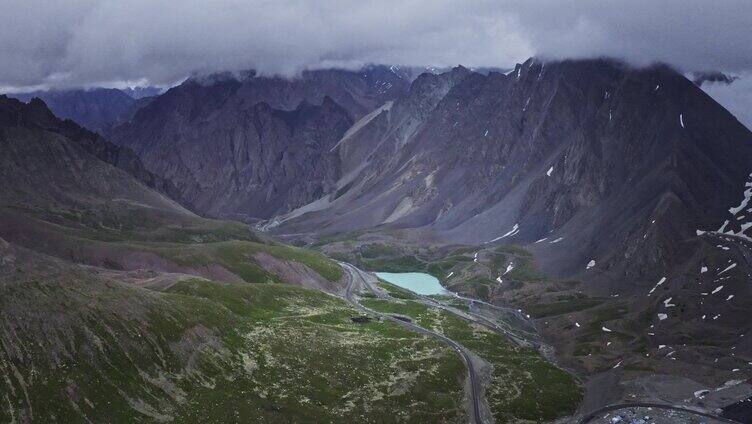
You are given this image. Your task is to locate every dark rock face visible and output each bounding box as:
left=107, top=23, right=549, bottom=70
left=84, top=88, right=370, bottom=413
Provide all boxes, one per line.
left=274, top=60, right=752, bottom=283
left=107, top=59, right=752, bottom=283
left=7, top=88, right=137, bottom=133
left=0, top=95, right=186, bottom=212
left=108, top=66, right=409, bottom=220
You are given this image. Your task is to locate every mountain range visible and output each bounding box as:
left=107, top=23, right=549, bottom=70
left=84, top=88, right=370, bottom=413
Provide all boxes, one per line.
left=3, top=57, right=752, bottom=422
left=105, top=60, right=752, bottom=280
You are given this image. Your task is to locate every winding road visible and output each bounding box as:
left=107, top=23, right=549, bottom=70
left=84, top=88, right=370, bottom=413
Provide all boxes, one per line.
left=340, top=262, right=488, bottom=424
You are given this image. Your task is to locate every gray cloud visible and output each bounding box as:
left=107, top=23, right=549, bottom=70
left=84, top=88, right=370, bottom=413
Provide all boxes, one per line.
left=1, top=0, right=751, bottom=90
left=701, top=73, right=752, bottom=130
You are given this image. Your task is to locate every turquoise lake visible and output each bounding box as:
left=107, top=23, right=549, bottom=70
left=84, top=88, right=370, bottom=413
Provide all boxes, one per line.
left=375, top=272, right=448, bottom=295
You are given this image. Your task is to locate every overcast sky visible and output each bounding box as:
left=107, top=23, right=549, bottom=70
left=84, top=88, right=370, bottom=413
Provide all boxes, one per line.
left=2, top=0, right=752, bottom=91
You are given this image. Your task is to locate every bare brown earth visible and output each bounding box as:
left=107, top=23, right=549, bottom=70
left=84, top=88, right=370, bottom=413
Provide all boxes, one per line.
left=252, top=252, right=342, bottom=294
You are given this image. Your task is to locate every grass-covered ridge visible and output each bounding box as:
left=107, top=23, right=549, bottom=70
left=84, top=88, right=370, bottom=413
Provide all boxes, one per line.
left=0, top=256, right=466, bottom=423
left=0, top=206, right=343, bottom=284
left=145, top=240, right=343, bottom=283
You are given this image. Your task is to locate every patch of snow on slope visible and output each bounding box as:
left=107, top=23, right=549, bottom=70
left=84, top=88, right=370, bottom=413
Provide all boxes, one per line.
left=663, top=297, right=676, bottom=307
left=719, top=263, right=737, bottom=275
left=701, top=266, right=708, bottom=273
left=680, top=113, right=685, bottom=128
left=546, top=166, right=554, bottom=177
left=719, top=220, right=731, bottom=233
left=729, top=180, right=752, bottom=215
left=549, top=237, right=564, bottom=244
left=586, top=260, right=596, bottom=270
left=658, top=313, right=668, bottom=320
left=486, top=223, right=519, bottom=243
left=602, top=327, right=612, bottom=332
left=503, top=263, right=514, bottom=275
left=712, top=285, right=724, bottom=294
left=648, top=277, right=667, bottom=295
left=522, top=97, right=531, bottom=112
left=534, top=237, right=548, bottom=244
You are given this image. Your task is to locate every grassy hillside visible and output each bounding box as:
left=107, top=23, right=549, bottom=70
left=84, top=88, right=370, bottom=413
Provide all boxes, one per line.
left=0, top=245, right=466, bottom=423
left=0, top=205, right=342, bottom=286
left=361, top=298, right=582, bottom=422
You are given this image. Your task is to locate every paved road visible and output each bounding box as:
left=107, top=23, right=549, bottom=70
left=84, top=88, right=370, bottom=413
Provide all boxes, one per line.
left=340, top=262, right=487, bottom=424
left=577, top=402, right=742, bottom=424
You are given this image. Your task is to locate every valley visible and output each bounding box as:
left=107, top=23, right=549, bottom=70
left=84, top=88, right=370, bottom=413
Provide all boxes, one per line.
left=2, top=55, right=752, bottom=424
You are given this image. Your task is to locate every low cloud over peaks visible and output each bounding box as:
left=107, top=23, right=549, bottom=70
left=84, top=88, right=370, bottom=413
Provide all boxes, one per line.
left=2, top=0, right=751, bottom=90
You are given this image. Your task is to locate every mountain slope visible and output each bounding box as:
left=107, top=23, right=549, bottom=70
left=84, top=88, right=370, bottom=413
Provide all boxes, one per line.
left=108, top=67, right=410, bottom=221
left=0, top=94, right=492, bottom=422
left=8, top=88, right=137, bottom=133
left=0, top=95, right=189, bottom=219
left=276, top=59, right=752, bottom=282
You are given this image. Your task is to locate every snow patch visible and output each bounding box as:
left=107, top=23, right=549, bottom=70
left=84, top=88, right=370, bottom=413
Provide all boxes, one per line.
left=549, top=237, right=564, bottom=244
left=602, top=327, right=612, bottom=332
left=546, top=166, right=554, bottom=177
left=586, top=260, right=596, bottom=270
left=719, top=263, right=737, bottom=275
left=712, top=285, right=724, bottom=294
left=487, top=223, right=519, bottom=243
left=503, top=263, right=515, bottom=275
left=729, top=180, right=752, bottom=215
left=680, top=113, right=685, bottom=128
left=719, top=220, right=730, bottom=233
left=701, top=266, right=708, bottom=274
left=534, top=237, right=548, bottom=244
left=648, top=277, right=667, bottom=295
left=658, top=313, right=668, bottom=320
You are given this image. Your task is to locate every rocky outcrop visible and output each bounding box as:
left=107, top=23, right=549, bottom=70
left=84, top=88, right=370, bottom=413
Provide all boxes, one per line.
left=108, top=67, right=410, bottom=220
left=276, top=60, right=752, bottom=282
left=8, top=88, right=137, bottom=133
